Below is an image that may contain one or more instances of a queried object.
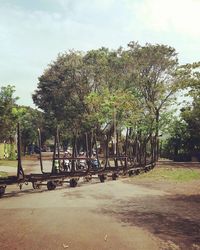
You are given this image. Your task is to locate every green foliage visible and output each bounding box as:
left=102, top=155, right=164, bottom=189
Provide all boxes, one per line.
left=0, top=144, right=4, bottom=159
left=0, top=42, right=198, bottom=160
left=33, top=43, right=183, bottom=144
left=173, top=62, right=200, bottom=156
left=161, top=105, right=200, bottom=160
left=161, top=119, right=191, bottom=159
left=0, top=172, right=8, bottom=178
left=177, top=61, right=200, bottom=91
left=18, top=107, right=44, bottom=151
left=85, top=87, right=141, bottom=129
left=33, top=50, right=90, bottom=133
left=181, top=105, right=200, bottom=152
left=1, top=42, right=199, bottom=159
left=0, top=85, right=19, bottom=142
left=31, top=41, right=200, bottom=161
left=125, top=42, right=179, bottom=113
left=0, top=85, right=47, bottom=155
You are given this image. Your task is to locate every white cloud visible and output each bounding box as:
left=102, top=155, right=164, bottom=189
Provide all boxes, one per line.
left=128, top=0, right=200, bottom=37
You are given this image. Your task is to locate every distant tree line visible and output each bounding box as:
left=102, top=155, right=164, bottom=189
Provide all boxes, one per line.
left=162, top=62, right=200, bottom=161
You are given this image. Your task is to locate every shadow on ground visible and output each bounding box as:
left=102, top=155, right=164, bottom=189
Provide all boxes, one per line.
left=100, top=194, right=200, bottom=249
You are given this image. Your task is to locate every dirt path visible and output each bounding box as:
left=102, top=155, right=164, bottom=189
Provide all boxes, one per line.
left=0, top=162, right=200, bottom=250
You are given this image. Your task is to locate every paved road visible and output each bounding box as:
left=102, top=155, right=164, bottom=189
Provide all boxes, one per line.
left=1, top=162, right=200, bottom=250
left=0, top=178, right=162, bottom=250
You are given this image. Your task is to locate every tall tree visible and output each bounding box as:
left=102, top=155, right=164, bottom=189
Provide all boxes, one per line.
left=33, top=50, right=91, bottom=134
left=32, top=42, right=185, bottom=159
left=124, top=42, right=180, bottom=159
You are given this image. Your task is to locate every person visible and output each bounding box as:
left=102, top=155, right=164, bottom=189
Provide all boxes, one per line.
left=91, top=152, right=99, bottom=170
left=63, top=151, right=71, bottom=171
left=78, top=152, right=86, bottom=170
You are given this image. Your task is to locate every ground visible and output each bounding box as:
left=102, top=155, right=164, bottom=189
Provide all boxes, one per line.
left=0, top=161, right=200, bottom=250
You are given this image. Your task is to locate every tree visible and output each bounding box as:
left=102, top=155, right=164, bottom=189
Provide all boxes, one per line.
left=0, top=85, right=19, bottom=142
left=83, top=47, right=126, bottom=92
left=32, top=42, right=185, bottom=160
left=162, top=119, right=190, bottom=160
left=0, top=85, right=47, bottom=157
left=16, top=107, right=44, bottom=155
left=175, top=61, right=200, bottom=158
left=180, top=104, right=200, bottom=153
left=32, top=50, right=91, bottom=134
left=85, top=87, right=140, bottom=128
left=123, top=42, right=180, bottom=159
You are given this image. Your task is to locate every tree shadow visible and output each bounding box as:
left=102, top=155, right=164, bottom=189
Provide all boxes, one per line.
left=1, top=186, right=58, bottom=199
left=100, top=194, right=200, bottom=249
left=171, top=194, right=200, bottom=203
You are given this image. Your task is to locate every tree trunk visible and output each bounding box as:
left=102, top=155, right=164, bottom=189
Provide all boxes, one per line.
left=155, top=109, right=159, bottom=161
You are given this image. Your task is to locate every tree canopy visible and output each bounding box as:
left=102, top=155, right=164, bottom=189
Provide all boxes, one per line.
left=33, top=42, right=182, bottom=142
left=1, top=41, right=199, bottom=160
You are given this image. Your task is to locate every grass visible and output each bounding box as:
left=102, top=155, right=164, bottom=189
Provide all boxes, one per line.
left=0, top=171, right=8, bottom=178
left=135, top=167, right=200, bottom=182
left=0, top=160, right=17, bottom=167
left=0, top=143, right=4, bottom=159
left=0, top=160, right=16, bottom=178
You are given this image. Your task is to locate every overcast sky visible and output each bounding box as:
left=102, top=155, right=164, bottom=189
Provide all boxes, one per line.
left=0, top=0, right=199, bottom=107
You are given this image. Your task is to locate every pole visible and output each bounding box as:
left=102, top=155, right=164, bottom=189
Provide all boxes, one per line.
left=113, top=106, right=116, bottom=155
left=17, top=123, right=24, bottom=180
left=38, top=128, right=44, bottom=173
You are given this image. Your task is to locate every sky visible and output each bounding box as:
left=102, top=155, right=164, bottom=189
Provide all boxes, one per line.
left=0, top=0, right=200, bottom=107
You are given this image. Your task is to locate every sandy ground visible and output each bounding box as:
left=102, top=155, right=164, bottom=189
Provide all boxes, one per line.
left=0, top=161, right=200, bottom=250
